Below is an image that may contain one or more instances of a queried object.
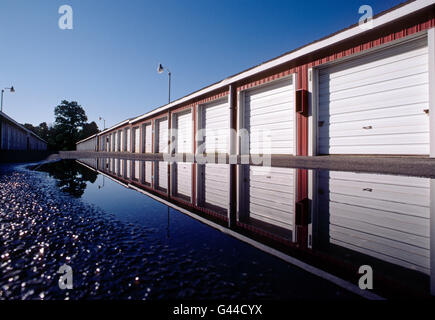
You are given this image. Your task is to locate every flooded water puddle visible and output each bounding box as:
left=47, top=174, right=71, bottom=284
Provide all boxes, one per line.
left=1, top=158, right=433, bottom=299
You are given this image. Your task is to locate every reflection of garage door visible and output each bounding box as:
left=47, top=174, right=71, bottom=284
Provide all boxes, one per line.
left=245, top=166, right=295, bottom=230
left=318, top=171, right=430, bottom=274
left=174, top=163, right=192, bottom=199
left=198, top=164, right=229, bottom=214
left=156, top=161, right=168, bottom=191
left=143, top=161, right=152, bottom=185
left=318, top=36, right=429, bottom=155
left=174, top=110, right=192, bottom=153
left=157, top=118, right=168, bottom=153
left=244, top=77, right=295, bottom=155
left=201, top=99, right=229, bottom=153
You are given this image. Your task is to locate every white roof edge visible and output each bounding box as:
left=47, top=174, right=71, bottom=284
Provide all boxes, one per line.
left=0, top=111, right=48, bottom=144
left=99, top=119, right=130, bottom=135
left=76, top=133, right=98, bottom=145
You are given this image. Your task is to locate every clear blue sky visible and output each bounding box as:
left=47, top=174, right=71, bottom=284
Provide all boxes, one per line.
left=0, top=0, right=402, bottom=129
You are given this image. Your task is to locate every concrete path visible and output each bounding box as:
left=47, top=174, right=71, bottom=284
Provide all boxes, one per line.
left=58, top=151, right=435, bottom=178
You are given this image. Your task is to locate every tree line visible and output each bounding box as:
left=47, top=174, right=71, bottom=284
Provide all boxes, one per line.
left=23, top=100, right=99, bottom=151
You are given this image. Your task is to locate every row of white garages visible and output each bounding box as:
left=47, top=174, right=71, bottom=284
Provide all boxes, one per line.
left=92, top=34, right=432, bottom=157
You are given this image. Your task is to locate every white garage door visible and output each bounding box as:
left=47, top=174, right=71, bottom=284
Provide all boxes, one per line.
left=134, top=127, right=140, bottom=153
left=201, top=99, right=229, bottom=153
left=175, top=110, right=192, bottom=153
left=126, top=128, right=131, bottom=152
left=245, top=166, right=295, bottom=230
left=318, top=36, right=429, bottom=155
left=157, top=118, right=168, bottom=153
left=143, top=123, right=152, bottom=153
left=318, top=171, right=430, bottom=274
left=244, top=77, right=295, bottom=155
left=114, top=132, right=119, bottom=152
left=175, top=163, right=192, bottom=199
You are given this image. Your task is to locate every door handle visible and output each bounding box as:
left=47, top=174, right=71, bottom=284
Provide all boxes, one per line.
left=362, top=126, right=372, bottom=130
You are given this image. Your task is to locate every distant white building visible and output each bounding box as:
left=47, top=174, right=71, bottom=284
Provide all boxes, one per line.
left=0, top=111, right=47, bottom=151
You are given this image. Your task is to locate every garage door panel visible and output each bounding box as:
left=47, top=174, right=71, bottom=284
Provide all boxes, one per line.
left=320, top=123, right=428, bottom=139
left=248, top=109, right=293, bottom=124
left=319, top=54, right=428, bottom=91
left=245, top=78, right=294, bottom=155
left=319, top=37, right=427, bottom=79
left=157, top=119, right=168, bottom=153
left=245, top=94, right=293, bottom=113
left=176, top=111, right=192, bottom=153
left=318, top=37, right=429, bottom=155
left=144, top=124, right=152, bottom=153
left=202, top=99, right=229, bottom=154
left=321, top=86, right=428, bottom=116
left=246, top=80, right=294, bottom=101
left=321, top=72, right=428, bottom=103
left=322, top=132, right=429, bottom=146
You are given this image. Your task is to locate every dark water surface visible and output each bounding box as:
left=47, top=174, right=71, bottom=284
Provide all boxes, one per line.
left=0, top=161, right=357, bottom=300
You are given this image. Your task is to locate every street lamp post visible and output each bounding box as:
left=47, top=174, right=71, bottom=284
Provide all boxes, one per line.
left=99, top=117, right=106, bottom=130
left=157, top=64, right=171, bottom=103
left=1, top=86, right=15, bottom=113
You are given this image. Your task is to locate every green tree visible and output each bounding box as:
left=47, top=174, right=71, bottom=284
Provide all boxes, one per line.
left=54, top=100, right=88, bottom=150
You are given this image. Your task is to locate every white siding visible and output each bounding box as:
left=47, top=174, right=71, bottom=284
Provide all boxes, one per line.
left=201, top=99, right=229, bottom=153
left=318, top=36, right=430, bottom=155
left=244, top=77, right=295, bottom=155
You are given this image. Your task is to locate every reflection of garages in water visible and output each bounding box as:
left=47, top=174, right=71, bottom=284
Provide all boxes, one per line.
left=196, top=164, right=229, bottom=215
left=316, top=171, right=430, bottom=274
left=238, top=166, right=296, bottom=240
